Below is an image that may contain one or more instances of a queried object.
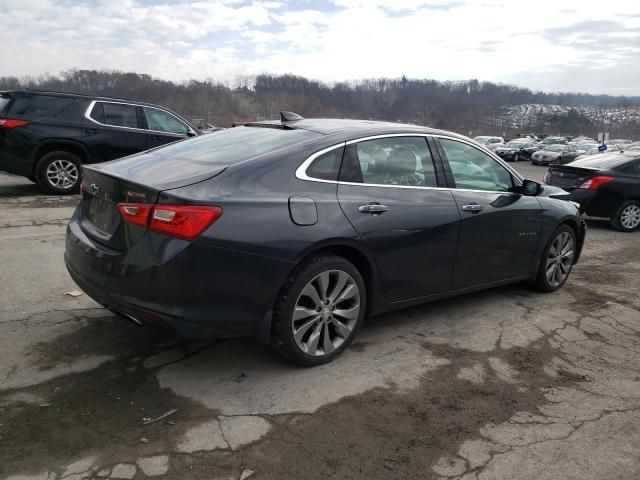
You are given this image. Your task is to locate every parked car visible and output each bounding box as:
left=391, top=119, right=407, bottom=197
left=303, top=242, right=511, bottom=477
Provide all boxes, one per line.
left=531, top=144, right=579, bottom=165
left=543, top=152, right=640, bottom=232
left=536, top=136, right=567, bottom=148
left=65, top=114, right=585, bottom=366
left=494, top=141, right=538, bottom=162
left=0, top=90, right=198, bottom=194
left=472, top=136, right=504, bottom=151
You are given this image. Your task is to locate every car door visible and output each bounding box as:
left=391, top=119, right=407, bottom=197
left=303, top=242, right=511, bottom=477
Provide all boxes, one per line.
left=434, top=137, right=542, bottom=289
left=83, top=101, right=151, bottom=162
left=141, top=106, right=192, bottom=148
left=336, top=135, right=460, bottom=301
left=561, top=145, right=578, bottom=163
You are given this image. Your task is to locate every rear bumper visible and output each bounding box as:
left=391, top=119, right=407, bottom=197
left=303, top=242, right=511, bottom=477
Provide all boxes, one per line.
left=64, top=209, right=294, bottom=340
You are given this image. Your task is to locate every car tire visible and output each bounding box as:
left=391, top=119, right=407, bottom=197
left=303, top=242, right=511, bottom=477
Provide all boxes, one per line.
left=533, top=224, right=576, bottom=292
left=610, top=200, right=640, bottom=232
left=273, top=254, right=367, bottom=366
left=35, top=151, right=82, bottom=195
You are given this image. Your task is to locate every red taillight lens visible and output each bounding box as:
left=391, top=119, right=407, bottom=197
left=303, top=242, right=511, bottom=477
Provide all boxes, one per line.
left=0, top=118, right=31, bottom=129
left=117, top=203, right=222, bottom=241
left=578, top=176, right=614, bottom=190
left=150, top=205, right=223, bottom=240
left=117, top=203, right=153, bottom=229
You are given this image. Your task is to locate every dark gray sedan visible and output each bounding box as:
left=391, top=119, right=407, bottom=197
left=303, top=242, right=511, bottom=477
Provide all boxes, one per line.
left=65, top=114, right=585, bottom=366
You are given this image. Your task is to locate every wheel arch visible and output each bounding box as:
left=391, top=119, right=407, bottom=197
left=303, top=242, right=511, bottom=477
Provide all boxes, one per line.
left=31, top=140, right=90, bottom=175
left=256, top=239, right=383, bottom=345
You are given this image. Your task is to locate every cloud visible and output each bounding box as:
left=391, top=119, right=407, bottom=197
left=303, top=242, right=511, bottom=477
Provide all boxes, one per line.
left=0, top=0, right=638, bottom=95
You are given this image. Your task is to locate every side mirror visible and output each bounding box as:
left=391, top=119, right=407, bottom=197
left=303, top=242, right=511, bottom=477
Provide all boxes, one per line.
left=187, top=129, right=197, bottom=137
left=518, top=179, right=542, bottom=196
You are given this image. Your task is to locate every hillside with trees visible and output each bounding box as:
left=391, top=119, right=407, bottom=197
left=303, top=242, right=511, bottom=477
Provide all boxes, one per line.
left=1, top=70, right=639, bottom=138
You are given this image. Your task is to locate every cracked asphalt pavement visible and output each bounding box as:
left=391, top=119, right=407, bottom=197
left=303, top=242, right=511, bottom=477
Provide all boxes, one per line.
left=1, top=166, right=640, bottom=480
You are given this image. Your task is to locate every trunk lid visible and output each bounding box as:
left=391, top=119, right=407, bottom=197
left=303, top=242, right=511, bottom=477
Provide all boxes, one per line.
left=544, top=165, right=598, bottom=192
left=79, top=168, right=162, bottom=251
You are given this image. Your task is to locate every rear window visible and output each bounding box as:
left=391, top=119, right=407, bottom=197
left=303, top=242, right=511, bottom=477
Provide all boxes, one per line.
left=6, top=94, right=74, bottom=118
left=141, top=126, right=321, bottom=166
left=0, top=94, right=11, bottom=113
left=573, top=153, right=639, bottom=170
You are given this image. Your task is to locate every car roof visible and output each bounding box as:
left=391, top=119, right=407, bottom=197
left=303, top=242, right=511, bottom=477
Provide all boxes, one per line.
left=244, top=117, right=469, bottom=140
left=570, top=151, right=640, bottom=169
left=4, top=89, right=165, bottom=108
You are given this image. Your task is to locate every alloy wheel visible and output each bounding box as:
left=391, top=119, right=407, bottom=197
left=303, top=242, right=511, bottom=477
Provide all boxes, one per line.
left=292, top=269, right=360, bottom=357
left=620, top=204, right=640, bottom=230
left=545, top=231, right=574, bottom=287
left=46, top=159, right=79, bottom=190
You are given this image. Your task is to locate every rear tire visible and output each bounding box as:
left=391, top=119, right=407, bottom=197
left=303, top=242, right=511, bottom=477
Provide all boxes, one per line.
left=533, top=225, right=576, bottom=292
left=273, top=254, right=366, bottom=366
left=610, top=200, right=640, bottom=232
left=35, top=151, right=82, bottom=195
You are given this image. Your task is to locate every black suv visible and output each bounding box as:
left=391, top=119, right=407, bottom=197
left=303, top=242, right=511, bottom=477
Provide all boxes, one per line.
left=0, top=91, right=198, bottom=194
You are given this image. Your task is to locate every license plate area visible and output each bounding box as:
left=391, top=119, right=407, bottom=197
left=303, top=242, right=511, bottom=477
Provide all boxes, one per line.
left=86, top=197, right=120, bottom=235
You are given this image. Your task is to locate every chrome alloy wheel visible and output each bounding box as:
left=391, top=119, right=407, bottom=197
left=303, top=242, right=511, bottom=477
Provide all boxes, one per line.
left=545, top=231, right=575, bottom=287
left=46, top=159, right=79, bottom=190
left=620, top=204, right=640, bottom=230
left=292, top=270, right=360, bottom=357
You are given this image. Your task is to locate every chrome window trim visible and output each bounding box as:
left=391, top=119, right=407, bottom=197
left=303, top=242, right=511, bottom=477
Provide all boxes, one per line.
left=84, top=100, right=193, bottom=137
left=295, top=132, right=523, bottom=195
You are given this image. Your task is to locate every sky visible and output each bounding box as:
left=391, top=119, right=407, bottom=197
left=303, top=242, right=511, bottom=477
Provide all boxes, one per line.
left=1, top=0, right=639, bottom=96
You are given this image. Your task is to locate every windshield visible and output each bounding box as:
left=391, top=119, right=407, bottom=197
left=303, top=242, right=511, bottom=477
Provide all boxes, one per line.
left=542, top=137, right=563, bottom=144
left=138, top=126, right=321, bottom=166
left=473, top=137, right=489, bottom=144
left=544, top=145, right=565, bottom=152
left=503, top=142, right=523, bottom=148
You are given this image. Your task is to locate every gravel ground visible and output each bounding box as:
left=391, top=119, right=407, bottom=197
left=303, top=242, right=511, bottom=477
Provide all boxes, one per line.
left=1, top=166, right=639, bottom=480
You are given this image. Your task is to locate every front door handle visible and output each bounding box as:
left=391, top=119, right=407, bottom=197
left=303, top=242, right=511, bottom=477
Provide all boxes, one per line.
left=359, top=203, right=389, bottom=214
left=461, top=203, right=483, bottom=213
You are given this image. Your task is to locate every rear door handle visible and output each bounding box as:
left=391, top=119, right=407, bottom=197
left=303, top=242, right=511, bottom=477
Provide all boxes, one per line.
left=461, top=203, right=483, bottom=212
left=359, top=203, right=389, bottom=214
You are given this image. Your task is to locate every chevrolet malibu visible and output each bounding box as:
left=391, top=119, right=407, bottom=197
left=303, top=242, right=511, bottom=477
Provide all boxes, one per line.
left=65, top=114, right=586, bottom=366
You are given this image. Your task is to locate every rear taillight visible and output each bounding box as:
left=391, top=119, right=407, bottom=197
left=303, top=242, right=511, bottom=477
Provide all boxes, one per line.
left=117, top=203, right=222, bottom=241
left=578, top=176, right=614, bottom=190
left=117, top=203, right=153, bottom=229
left=0, top=118, right=31, bottom=129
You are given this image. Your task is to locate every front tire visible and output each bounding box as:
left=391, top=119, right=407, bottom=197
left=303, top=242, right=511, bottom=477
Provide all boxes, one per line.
left=273, top=255, right=366, bottom=366
left=35, top=151, right=82, bottom=195
left=610, top=200, right=640, bottom=232
left=533, top=225, right=576, bottom=292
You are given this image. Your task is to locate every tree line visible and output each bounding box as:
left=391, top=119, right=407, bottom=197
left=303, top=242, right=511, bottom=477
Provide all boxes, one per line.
left=1, top=69, right=639, bottom=137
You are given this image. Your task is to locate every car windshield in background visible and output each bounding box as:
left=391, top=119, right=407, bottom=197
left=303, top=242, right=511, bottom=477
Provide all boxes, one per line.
left=503, top=142, right=523, bottom=148
left=542, top=138, right=563, bottom=144
left=545, top=145, right=565, bottom=152
left=473, top=137, right=490, bottom=143
left=139, top=126, right=321, bottom=166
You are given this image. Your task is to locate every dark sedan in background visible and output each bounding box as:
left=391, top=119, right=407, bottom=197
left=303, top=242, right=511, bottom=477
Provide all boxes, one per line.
left=544, top=152, right=640, bottom=232
left=65, top=114, right=585, bottom=366
left=494, top=140, right=538, bottom=162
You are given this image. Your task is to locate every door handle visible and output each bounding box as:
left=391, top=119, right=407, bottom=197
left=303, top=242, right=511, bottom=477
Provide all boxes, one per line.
left=83, top=128, right=99, bottom=136
left=461, top=203, right=483, bottom=213
left=359, top=203, right=389, bottom=214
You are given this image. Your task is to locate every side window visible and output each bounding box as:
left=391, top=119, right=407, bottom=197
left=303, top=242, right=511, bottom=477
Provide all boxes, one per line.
left=306, top=147, right=344, bottom=181
left=8, top=94, right=74, bottom=117
left=439, top=138, right=513, bottom=192
left=101, top=103, right=139, bottom=129
left=143, top=107, right=189, bottom=135
left=89, top=102, right=105, bottom=123
left=342, top=137, right=438, bottom=187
